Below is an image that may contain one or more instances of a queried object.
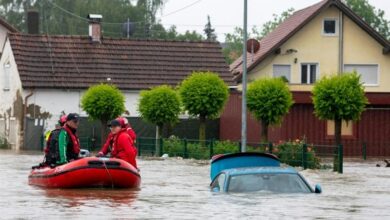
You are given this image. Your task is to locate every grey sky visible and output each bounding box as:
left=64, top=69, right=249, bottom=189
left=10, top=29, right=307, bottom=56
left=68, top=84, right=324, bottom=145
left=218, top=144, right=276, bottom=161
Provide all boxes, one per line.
left=158, top=0, right=390, bottom=41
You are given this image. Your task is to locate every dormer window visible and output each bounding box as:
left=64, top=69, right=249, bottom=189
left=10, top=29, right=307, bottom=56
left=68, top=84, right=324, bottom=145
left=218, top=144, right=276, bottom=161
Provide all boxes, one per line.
left=323, top=18, right=338, bottom=36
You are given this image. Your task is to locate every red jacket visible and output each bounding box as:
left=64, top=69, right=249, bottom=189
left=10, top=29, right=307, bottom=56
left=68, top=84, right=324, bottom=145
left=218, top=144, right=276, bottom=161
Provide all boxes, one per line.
left=99, top=126, right=137, bottom=155
left=111, top=129, right=137, bottom=168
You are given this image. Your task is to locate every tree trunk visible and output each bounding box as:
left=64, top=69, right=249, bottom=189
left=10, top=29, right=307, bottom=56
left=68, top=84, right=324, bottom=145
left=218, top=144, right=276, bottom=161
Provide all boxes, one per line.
left=261, top=120, right=269, bottom=143
left=334, top=119, right=342, bottom=172
left=199, top=115, right=206, bottom=147
left=101, top=119, right=108, bottom=148
left=334, top=119, right=342, bottom=146
left=155, top=124, right=163, bottom=157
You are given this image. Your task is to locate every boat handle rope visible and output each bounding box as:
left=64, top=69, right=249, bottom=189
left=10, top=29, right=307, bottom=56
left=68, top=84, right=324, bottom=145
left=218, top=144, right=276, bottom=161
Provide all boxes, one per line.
left=102, top=161, right=114, bottom=189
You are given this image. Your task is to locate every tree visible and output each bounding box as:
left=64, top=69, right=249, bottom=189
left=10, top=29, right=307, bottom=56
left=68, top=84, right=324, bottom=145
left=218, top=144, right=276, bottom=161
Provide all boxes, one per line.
left=247, top=78, right=293, bottom=142
left=138, top=85, right=181, bottom=156
left=81, top=84, right=125, bottom=144
left=179, top=72, right=229, bottom=143
left=345, top=0, right=390, bottom=39
left=204, top=15, right=217, bottom=41
left=222, top=8, right=294, bottom=64
left=312, top=73, right=368, bottom=146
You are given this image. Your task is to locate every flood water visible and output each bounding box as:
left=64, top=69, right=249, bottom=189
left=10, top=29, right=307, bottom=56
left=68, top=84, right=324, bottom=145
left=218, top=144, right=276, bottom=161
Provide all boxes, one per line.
left=1, top=150, right=390, bottom=219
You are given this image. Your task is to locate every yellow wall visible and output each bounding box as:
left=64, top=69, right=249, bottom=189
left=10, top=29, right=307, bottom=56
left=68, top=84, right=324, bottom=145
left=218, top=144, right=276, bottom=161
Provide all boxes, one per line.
left=247, top=6, right=390, bottom=92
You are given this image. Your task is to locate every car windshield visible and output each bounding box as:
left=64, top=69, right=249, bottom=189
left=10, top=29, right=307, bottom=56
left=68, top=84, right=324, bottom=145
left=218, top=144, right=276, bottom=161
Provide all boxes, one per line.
left=227, top=173, right=311, bottom=193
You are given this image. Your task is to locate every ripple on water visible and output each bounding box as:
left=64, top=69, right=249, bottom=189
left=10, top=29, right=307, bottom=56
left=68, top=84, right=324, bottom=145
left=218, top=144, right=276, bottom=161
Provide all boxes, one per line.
left=1, top=150, right=390, bottom=219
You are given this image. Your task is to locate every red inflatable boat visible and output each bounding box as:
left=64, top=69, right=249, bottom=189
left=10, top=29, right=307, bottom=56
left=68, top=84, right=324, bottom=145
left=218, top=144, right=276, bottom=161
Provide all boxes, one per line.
left=28, top=157, right=141, bottom=188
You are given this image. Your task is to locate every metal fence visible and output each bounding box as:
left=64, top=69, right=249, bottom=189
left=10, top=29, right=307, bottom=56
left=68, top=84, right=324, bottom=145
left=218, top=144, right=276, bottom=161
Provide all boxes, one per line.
left=134, top=137, right=344, bottom=173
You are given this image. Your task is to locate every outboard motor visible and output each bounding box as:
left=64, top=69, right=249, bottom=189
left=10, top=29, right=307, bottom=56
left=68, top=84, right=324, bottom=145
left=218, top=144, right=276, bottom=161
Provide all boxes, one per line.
left=79, top=149, right=90, bottom=158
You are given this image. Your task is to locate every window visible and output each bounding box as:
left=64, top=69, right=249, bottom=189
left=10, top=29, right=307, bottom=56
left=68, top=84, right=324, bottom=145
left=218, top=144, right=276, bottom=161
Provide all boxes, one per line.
left=3, top=62, right=11, bottom=91
left=211, top=173, right=226, bottom=192
left=301, top=63, right=318, bottom=84
left=344, top=64, right=379, bottom=86
left=323, top=19, right=338, bottom=35
left=327, top=120, right=353, bottom=136
left=273, top=65, right=291, bottom=82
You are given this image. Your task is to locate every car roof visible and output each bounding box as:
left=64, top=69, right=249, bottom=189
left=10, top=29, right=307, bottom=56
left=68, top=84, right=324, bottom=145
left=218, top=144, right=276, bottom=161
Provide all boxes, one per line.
left=222, top=166, right=299, bottom=176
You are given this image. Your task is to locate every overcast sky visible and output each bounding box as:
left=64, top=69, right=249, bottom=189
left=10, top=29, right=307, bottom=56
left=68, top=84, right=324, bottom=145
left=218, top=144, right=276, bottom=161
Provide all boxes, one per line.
left=158, top=0, right=390, bottom=41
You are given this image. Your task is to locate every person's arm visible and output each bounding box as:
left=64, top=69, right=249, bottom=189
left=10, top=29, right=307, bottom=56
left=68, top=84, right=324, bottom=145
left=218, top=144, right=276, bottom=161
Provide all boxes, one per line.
left=57, top=130, right=68, bottom=164
left=98, top=135, right=112, bottom=156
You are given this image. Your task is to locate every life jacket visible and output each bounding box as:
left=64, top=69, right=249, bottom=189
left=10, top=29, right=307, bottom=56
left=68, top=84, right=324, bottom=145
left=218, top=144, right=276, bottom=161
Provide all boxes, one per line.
left=44, top=128, right=61, bottom=165
left=63, top=125, right=81, bottom=156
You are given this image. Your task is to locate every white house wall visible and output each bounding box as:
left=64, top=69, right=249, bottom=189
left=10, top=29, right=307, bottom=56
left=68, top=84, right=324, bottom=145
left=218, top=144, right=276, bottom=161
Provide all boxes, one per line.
left=0, top=25, right=10, bottom=53
left=0, top=39, right=23, bottom=149
left=24, top=89, right=141, bottom=132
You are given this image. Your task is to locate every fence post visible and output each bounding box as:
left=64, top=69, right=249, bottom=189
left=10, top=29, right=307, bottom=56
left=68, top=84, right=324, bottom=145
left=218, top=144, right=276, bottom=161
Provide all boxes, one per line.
left=210, top=138, right=214, bottom=159
left=137, top=137, right=141, bottom=156
left=183, top=138, right=188, bottom=159
left=268, top=142, right=273, bottom=154
left=338, top=144, right=343, bottom=174
left=159, top=138, right=163, bottom=157
left=362, top=142, right=367, bottom=160
left=302, top=143, right=308, bottom=170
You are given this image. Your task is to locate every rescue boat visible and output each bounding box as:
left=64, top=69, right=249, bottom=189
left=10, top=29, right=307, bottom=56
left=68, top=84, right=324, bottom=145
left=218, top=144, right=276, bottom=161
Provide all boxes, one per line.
left=28, top=157, right=141, bottom=188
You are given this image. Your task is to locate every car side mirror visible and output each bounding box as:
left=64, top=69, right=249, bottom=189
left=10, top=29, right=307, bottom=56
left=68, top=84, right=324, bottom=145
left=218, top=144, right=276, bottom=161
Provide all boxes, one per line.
left=212, top=186, right=220, bottom=192
left=314, top=184, right=322, bottom=194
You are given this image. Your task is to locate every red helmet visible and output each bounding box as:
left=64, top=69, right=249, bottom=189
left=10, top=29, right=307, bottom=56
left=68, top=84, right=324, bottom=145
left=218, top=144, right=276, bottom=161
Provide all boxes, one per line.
left=115, top=117, right=127, bottom=128
left=59, top=115, right=67, bottom=125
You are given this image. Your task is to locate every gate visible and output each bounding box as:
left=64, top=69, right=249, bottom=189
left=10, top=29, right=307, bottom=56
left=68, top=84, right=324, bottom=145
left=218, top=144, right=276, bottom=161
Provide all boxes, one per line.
left=23, top=117, right=45, bottom=150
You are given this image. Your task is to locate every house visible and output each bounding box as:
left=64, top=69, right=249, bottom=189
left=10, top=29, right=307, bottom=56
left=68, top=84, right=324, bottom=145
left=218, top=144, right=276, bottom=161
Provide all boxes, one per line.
left=223, top=0, right=390, bottom=156
left=0, top=16, right=18, bottom=147
left=0, top=16, right=234, bottom=150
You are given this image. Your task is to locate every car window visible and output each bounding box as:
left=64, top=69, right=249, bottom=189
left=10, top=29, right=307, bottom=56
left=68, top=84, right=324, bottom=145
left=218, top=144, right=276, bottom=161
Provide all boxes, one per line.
left=211, top=173, right=226, bottom=191
left=227, top=173, right=311, bottom=193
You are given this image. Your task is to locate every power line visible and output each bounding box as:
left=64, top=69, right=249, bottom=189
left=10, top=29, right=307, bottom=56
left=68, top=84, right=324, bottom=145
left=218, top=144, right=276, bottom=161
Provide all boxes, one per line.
left=160, top=0, right=202, bottom=18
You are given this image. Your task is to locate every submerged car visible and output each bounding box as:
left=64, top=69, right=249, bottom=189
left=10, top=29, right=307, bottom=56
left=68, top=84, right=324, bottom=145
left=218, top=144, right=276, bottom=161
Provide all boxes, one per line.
left=210, top=152, right=321, bottom=193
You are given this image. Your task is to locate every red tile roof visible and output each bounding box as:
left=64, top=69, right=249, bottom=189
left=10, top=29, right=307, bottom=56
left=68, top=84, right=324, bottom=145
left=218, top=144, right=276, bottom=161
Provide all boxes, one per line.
left=231, top=0, right=390, bottom=81
left=9, top=33, right=234, bottom=90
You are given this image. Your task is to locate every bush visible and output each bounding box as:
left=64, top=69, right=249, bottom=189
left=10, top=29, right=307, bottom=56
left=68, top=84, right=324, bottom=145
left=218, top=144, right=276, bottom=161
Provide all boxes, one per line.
left=275, top=140, right=320, bottom=169
left=0, top=136, right=10, bottom=149
left=162, top=138, right=239, bottom=160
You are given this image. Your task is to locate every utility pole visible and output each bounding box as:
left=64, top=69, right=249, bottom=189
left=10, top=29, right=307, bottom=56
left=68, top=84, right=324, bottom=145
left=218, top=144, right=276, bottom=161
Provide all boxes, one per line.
left=241, top=0, right=248, bottom=152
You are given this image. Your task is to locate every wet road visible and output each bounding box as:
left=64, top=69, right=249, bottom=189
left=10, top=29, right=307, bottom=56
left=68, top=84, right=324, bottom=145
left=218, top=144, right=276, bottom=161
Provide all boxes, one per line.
left=1, top=150, right=390, bottom=219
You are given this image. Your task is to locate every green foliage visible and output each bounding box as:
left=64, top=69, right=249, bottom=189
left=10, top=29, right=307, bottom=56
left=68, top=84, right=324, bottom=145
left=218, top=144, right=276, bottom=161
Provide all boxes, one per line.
left=0, top=0, right=205, bottom=40
left=162, top=137, right=239, bottom=160
left=179, top=72, right=229, bottom=119
left=312, top=73, right=368, bottom=121
left=81, top=84, right=125, bottom=122
left=204, top=15, right=217, bottom=41
left=247, top=78, right=293, bottom=125
left=223, top=8, right=294, bottom=64
left=138, top=85, right=181, bottom=127
left=275, top=141, right=320, bottom=169
left=346, top=0, right=390, bottom=40
left=0, top=135, right=10, bottom=149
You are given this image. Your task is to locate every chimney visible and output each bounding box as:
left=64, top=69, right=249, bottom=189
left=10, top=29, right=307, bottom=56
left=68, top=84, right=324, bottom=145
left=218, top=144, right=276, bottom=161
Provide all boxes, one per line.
left=87, top=14, right=103, bottom=43
left=27, top=10, right=39, bottom=34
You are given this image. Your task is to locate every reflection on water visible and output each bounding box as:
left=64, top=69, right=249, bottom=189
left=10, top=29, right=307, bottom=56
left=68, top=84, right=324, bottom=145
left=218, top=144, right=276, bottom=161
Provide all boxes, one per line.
left=1, top=150, right=390, bottom=219
left=43, top=189, right=139, bottom=208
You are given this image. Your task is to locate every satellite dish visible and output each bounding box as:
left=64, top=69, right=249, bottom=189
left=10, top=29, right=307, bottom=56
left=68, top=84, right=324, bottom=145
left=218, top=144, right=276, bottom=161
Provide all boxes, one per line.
left=246, top=39, right=260, bottom=53
left=122, top=20, right=135, bottom=37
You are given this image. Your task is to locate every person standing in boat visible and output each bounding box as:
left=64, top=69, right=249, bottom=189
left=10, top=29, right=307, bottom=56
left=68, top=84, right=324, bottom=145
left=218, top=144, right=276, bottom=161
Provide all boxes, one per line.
left=56, top=113, right=81, bottom=165
left=97, top=119, right=138, bottom=168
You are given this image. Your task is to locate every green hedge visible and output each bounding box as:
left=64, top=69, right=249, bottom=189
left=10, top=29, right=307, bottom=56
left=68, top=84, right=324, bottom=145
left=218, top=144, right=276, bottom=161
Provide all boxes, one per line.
left=160, top=137, right=321, bottom=169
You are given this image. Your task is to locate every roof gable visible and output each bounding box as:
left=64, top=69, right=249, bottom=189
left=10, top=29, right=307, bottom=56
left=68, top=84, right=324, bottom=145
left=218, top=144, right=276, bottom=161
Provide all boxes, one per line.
left=0, top=16, right=18, bottom=33
left=231, top=0, right=390, bottom=81
left=8, top=33, right=234, bottom=90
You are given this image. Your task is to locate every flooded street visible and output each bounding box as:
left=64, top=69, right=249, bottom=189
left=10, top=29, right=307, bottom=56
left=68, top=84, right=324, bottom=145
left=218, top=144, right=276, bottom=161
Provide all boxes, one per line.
left=1, top=150, right=390, bottom=219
